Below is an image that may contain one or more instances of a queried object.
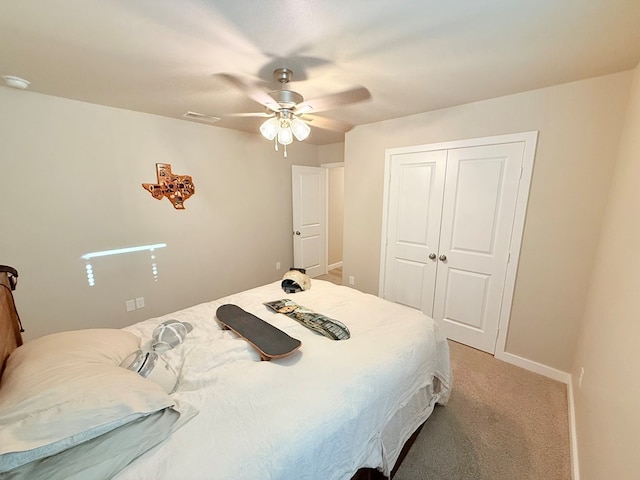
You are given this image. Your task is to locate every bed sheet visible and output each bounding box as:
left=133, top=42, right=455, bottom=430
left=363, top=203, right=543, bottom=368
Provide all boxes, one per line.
left=116, top=280, right=451, bottom=480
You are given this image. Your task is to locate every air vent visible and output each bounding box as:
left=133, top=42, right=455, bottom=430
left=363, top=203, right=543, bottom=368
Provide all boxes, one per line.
left=182, top=111, right=221, bottom=124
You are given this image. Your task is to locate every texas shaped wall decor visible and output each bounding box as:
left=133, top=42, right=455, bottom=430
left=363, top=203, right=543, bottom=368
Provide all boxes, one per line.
left=142, top=163, right=195, bottom=210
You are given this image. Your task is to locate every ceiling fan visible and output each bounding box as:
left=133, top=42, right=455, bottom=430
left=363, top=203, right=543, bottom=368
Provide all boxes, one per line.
left=220, top=68, right=370, bottom=156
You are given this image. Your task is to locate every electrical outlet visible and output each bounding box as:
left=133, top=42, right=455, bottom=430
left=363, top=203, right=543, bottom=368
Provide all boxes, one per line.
left=578, top=367, right=585, bottom=389
left=276, top=262, right=281, bottom=270
left=125, top=300, right=135, bottom=312
left=349, top=275, right=355, bottom=286
left=135, top=297, right=145, bottom=309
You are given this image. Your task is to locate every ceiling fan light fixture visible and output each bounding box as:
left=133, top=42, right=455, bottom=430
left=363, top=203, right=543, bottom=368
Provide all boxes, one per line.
left=291, top=117, right=311, bottom=141
left=278, top=115, right=291, bottom=130
left=277, top=125, right=293, bottom=145
left=259, top=117, right=279, bottom=140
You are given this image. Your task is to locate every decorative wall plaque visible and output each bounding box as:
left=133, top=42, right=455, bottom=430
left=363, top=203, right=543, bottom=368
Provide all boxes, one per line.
left=142, top=163, right=195, bottom=210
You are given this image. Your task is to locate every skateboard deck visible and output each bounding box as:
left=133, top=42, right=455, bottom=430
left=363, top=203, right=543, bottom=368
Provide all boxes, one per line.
left=215, top=304, right=302, bottom=361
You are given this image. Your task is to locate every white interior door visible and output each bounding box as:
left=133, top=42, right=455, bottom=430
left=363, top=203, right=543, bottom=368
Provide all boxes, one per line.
left=292, top=165, right=327, bottom=278
left=382, top=150, right=446, bottom=312
left=433, top=143, right=525, bottom=353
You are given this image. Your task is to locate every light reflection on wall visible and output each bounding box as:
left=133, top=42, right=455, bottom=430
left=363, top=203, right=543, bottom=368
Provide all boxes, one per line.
left=151, top=254, right=159, bottom=282
left=85, top=263, right=95, bottom=286
left=81, top=243, right=167, bottom=287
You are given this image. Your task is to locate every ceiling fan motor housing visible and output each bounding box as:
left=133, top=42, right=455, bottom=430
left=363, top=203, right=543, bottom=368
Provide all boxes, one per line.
left=268, top=89, right=303, bottom=110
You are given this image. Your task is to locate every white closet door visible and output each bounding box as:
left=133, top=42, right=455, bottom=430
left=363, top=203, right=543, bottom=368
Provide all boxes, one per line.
left=433, top=142, right=525, bottom=352
left=382, top=150, right=446, bottom=312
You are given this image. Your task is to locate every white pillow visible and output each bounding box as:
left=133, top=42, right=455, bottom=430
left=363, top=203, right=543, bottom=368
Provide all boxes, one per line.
left=0, top=329, right=175, bottom=471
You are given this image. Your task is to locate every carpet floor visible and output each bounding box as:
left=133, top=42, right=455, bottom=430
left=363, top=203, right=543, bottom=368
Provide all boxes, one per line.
left=393, top=340, right=572, bottom=480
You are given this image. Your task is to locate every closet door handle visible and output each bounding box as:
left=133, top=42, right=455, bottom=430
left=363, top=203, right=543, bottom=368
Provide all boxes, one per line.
left=429, top=253, right=436, bottom=260
left=439, top=254, right=447, bottom=262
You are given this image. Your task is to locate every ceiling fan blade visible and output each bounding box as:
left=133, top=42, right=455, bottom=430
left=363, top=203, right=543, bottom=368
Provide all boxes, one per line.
left=218, top=73, right=281, bottom=112
left=302, top=115, right=354, bottom=133
left=296, top=86, right=370, bottom=114
left=225, top=112, right=274, bottom=118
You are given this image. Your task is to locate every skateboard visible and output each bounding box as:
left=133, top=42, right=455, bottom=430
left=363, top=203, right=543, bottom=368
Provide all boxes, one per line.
left=215, top=304, right=302, bottom=361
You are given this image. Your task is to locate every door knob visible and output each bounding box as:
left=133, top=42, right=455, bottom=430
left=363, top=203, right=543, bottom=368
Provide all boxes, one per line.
left=439, top=254, right=447, bottom=261
left=294, top=231, right=301, bottom=236
left=429, top=253, right=436, bottom=260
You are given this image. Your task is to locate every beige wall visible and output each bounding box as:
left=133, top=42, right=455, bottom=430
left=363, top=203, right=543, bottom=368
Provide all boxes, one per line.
left=343, top=72, right=632, bottom=372
left=571, top=63, right=640, bottom=479
left=0, top=88, right=319, bottom=340
left=318, top=142, right=344, bottom=165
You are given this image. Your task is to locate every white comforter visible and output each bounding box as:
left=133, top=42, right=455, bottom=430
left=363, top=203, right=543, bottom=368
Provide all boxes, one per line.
left=117, top=280, right=451, bottom=480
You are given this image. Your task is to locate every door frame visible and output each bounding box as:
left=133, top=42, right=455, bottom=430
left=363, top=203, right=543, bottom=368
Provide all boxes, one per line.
left=321, top=162, right=345, bottom=273
left=379, top=131, right=538, bottom=356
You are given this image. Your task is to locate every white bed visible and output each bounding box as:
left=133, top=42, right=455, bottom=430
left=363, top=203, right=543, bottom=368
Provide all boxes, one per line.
left=0, top=277, right=451, bottom=480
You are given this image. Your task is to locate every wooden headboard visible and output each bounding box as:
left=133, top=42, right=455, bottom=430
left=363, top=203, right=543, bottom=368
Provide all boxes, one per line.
left=1, top=270, right=23, bottom=377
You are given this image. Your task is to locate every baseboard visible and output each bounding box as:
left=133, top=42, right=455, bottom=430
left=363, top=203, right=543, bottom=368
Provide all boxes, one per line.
left=567, top=379, right=581, bottom=480
left=328, top=261, right=343, bottom=271
left=494, top=350, right=571, bottom=384
left=495, top=350, right=579, bottom=479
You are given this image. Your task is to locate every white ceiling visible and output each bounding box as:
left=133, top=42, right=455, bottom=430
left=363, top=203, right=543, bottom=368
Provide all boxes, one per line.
left=1, top=0, right=639, bottom=145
